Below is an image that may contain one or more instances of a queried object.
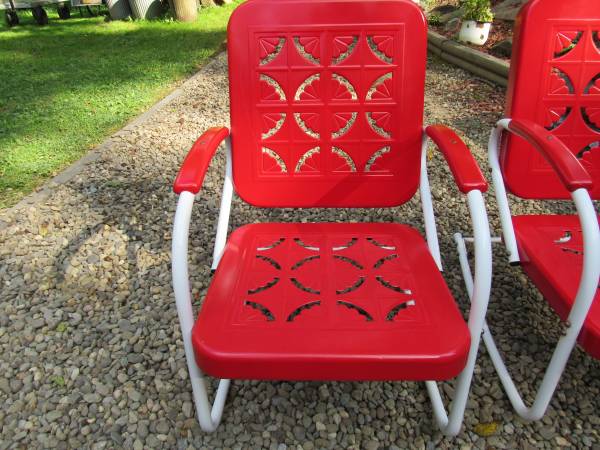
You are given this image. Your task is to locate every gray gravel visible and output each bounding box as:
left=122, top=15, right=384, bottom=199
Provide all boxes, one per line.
left=1, top=52, right=599, bottom=449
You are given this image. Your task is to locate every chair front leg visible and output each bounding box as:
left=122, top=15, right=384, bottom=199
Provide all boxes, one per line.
left=426, top=189, right=492, bottom=436
left=172, top=191, right=231, bottom=432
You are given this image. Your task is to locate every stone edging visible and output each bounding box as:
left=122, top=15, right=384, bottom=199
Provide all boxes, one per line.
left=428, top=30, right=510, bottom=87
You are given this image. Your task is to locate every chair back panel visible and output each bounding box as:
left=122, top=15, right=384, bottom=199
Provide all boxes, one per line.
left=227, top=0, right=427, bottom=207
left=502, top=0, right=600, bottom=199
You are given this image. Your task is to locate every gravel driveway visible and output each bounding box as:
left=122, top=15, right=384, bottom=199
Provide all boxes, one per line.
left=1, top=52, right=599, bottom=450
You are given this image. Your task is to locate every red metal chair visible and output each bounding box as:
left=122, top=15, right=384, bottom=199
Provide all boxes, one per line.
left=476, top=0, right=600, bottom=421
left=171, top=0, right=492, bottom=435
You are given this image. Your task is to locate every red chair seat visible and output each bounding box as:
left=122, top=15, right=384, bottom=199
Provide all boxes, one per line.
left=513, top=215, right=600, bottom=359
left=192, top=222, right=470, bottom=381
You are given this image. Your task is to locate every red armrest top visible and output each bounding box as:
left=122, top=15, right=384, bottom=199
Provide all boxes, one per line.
left=507, top=119, right=593, bottom=192
left=425, top=125, right=488, bottom=194
left=173, top=127, right=229, bottom=194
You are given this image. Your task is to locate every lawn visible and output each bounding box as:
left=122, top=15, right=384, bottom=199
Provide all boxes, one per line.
left=0, top=3, right=239, bottom=208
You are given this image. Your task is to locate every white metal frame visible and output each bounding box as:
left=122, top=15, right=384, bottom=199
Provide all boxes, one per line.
left=420, top=131, right=493, bottom=436
left=472, top=119, right=600, bottom=420
left=172, top=132, right=493, bottom=435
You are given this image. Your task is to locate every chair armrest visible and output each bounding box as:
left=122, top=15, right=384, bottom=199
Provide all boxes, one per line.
left=173, top=127, right=230, bottom=194
left=506, top=119, right=593, bottom=192
left=425, top=125, right=488, bottom=194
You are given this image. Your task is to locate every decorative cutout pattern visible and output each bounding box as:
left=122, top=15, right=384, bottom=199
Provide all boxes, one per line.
left=554, top=231, right=572, bottom=244
left=294, top=113, right=320, bottom=139
left=594, top=31, right=600, bottom=52
left=332, top=36, right=358, bottom=64
left=257, top=238, right=285, bottom=251
left=260, top=74, right=287, bottom=100
left=337, top=300, right=373, bottom=321
left=386, top=300, right=416, bottom=321
left=553, top=31, right=583, bottom=58
left=375, top=276, right=412, bottom=294
left=366, top=112, right=392, bottom=137
left=256, top=255, right=281, bottom=270
left=293, top=238, right=320, bottom=251
left=332, top=112, right=357, bottom=139
left=365, top=146, right=391, bottom=172
left=367, top=35, right=393, bottom=63
left=584, top=73, right=600, bottom=95
left=577, top=141, right=600, bottom=159
left=333, top=237, right=358, bottom=251
left=544, top=107, right=571, bottom=131
left=238, top=235, right=420, bottom=326
left=248, top=277, right=280, bottom=294
left=549, top=68, right=575, bottom=95
left=244, top=300, right=275, bottom=321
left=332, top=147, right=357, bottom=172
left=262, top=113, right=286, bottom=139
left=366, top=73, right=393, bottom=100
left=287, top=301, right=321, bottom=321
left=332, top=74, right=358, bottom=100
left=295, top=147, right=321, bottom=172
left=294, top=36, right=320, bottom=65
left=582, top=107, right=600, bottom=132
left=333, top=255, right=364, bottom=270
left=373, top=254, right=398, bottom=269
left=367, top=236, right=396, bottom=250
left=262, top=147, right=288, bottom=172
left=290, top=277, right=320, bottom=294
left=255, top=33, right=400, bottom=180
left=259, top=37, right=286, bottom=65
left=291, top=255, right=320, bottom=270
left=336, top=277, right=365, bottom=295
left=295, top=74, right=321, bottom=101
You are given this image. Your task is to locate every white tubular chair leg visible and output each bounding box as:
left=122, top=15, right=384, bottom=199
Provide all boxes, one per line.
left=478, top=188, right=600, bottom=420
left=426, top=190, right=493, bottom=436
left=173, top=191, right=231, bottom=432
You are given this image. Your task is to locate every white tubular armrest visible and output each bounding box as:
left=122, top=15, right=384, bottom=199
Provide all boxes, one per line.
left=172, top=191, right=230, bottom=432
left=488, top=119, right=520, bottom=264
left=427, top=189, right=493, bottom=436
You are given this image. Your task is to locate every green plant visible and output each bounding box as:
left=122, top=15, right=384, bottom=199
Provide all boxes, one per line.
left=428, top=13, right=443, bottom=26
left=461, top=0, right=494, bottom=22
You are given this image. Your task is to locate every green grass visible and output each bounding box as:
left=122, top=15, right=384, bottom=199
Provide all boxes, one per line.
left=0, top=3, right=239, bottom=208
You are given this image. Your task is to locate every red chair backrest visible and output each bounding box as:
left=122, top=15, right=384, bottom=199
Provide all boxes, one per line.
left=502, top=0, right=600, bottom=199
left=227, top=0, right=427, bottom=207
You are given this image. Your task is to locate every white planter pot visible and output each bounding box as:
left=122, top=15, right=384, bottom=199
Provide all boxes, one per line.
left=458, top=20, right=491, bottom=45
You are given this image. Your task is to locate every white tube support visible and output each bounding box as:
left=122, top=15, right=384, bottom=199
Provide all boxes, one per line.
left=211, top=137, right=234, bottom=271
left=420, top=132, right=443, bottom=270
left=426, top=190, right=493, bottom=436
left=480, top=188, right=600, bottom=420
left=172, top=191, right=231, bottom=432
left=488, top=119, right=519, bottom=264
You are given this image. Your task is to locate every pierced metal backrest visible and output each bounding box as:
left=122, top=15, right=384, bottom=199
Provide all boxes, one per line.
left=227, top=0, right=427, bottom=207
left=502, top=0, right=600, bottom=199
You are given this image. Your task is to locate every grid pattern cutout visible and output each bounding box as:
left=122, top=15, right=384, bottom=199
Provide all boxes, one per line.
left=254, top=30, right=402, bottom=177
left=232, top=234, right=421, bottom=328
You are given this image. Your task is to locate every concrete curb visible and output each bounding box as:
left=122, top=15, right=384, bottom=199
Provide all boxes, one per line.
left=0, top=51, right=225, bottom=227
left=428, top=30, right=510, bottom=87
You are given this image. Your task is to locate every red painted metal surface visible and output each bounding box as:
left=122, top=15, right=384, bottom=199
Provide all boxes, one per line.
left=502, top=0, right=600, bottom=199
left=193, top=223, right=471, bottom=380
left=425, top=125, right=488, bottom=193
left=173, top=127, right=229, bottom=194
left=513, top=215, right=600, bottom=359
left=507, top=119, right=593, bottom=192
left=227, top=0, right=427, bottom=207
